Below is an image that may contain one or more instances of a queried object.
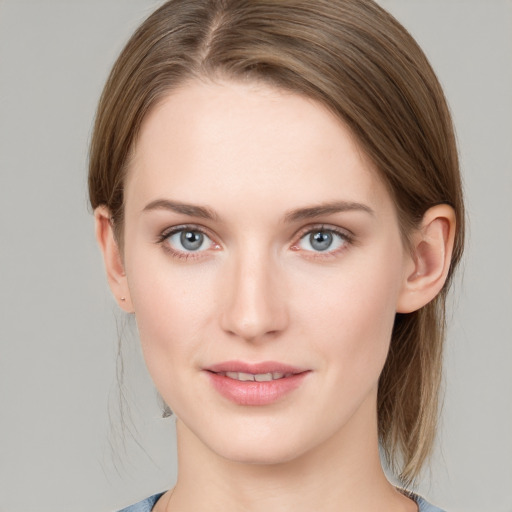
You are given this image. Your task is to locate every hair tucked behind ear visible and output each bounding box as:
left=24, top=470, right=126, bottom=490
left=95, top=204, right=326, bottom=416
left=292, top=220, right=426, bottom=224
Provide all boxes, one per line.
left=89, top=0, right=464, bottom=484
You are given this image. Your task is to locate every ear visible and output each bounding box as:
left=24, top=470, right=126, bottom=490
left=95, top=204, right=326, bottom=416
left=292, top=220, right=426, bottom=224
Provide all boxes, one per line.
left=94, top=206, right=134, bottom=313
left=396, top=204, right=456, bottom=313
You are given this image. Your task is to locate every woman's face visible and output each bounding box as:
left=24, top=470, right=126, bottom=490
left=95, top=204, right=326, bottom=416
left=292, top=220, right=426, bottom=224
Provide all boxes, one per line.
left=120, top=79, right=413, bottom=464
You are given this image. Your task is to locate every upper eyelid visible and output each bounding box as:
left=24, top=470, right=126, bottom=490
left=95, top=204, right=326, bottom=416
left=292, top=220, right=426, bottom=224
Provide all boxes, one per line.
left=158, top=223, right=213, bottom=240
left=294, top=223, right=354, bottom=240
left=156, top=223, right=354, bottom=248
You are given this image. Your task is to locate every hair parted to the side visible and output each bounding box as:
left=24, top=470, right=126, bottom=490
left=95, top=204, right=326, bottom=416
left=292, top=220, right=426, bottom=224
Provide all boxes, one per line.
left=89, top=0, right=465, bottom=484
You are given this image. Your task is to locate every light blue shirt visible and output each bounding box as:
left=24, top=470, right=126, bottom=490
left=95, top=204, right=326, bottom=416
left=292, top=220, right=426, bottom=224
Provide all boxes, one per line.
left=117, top=493, right=164, bottom=512
left=117, top=491, right=446, bottom=511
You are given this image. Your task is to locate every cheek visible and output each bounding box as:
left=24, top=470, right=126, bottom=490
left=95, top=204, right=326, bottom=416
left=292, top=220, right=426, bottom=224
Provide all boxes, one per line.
left=124, top=247, right=218, bottom=381
left=293, top=247, right=403, bottom=380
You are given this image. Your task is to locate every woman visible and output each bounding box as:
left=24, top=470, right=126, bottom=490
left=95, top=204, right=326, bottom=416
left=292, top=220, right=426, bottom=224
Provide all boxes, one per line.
left=89, top=1, right=464, bottom=511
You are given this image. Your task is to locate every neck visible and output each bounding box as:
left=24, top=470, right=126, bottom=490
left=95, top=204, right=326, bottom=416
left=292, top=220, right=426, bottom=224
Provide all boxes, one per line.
left=164, top=391, right=416, bottom=512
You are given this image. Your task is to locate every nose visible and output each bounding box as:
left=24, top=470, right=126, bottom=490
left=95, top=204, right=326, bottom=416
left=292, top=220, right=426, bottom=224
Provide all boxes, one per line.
left=219, top=248, right=289, bottom=342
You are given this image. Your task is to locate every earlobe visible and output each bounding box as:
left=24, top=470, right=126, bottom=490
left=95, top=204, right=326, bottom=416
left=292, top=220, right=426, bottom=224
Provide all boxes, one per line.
left=396, top=204, right=456, bottom=313
left=94, top=206, right=134, bottom=313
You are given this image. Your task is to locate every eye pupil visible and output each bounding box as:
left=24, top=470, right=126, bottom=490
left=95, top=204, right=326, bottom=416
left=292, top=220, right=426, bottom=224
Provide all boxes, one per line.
left=180, top=230, right=204, bottom=251
left=310, top=231, right=333, bottom=251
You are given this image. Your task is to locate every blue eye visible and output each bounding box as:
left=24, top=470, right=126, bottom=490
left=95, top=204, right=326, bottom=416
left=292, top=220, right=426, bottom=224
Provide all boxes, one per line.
left=166, top=229, right=212, bottom=252
left=298, top=229, right=347, bottom=252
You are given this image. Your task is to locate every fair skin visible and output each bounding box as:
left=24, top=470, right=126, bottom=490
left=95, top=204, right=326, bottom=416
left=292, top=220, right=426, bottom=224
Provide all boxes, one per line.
left=96, top=80, right=455, bottom=512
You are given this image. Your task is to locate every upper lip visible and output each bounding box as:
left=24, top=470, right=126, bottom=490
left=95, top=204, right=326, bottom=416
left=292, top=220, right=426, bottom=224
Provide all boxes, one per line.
left=205, top=360, right=307, bottom=375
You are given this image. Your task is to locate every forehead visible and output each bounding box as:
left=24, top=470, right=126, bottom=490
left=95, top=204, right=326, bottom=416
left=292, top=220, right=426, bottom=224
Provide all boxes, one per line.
left=125, top=79, right=393, bottom=219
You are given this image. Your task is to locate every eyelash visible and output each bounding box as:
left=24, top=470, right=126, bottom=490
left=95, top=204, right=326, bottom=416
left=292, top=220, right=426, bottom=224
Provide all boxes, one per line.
left=292, top=224, right=354, bottom=259
left=156, top=224, right=355, bottom=261
left=156, top=224, right=217, bottom=261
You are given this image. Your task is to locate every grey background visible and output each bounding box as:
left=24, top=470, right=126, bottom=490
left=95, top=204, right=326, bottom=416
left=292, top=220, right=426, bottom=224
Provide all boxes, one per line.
left=0, top=1, right=511, bottom=511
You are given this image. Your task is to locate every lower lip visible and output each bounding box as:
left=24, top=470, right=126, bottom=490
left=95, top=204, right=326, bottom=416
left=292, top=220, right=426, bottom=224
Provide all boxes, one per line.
left=206, top=371, right=309, bottom=406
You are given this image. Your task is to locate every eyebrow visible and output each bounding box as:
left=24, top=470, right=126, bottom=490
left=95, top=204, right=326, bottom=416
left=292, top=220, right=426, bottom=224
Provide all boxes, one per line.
left=142, top=199, right=219, bottom=220
left=284, top=201, right=374, bottom=222
left=142, top=198, right=373, bottom=223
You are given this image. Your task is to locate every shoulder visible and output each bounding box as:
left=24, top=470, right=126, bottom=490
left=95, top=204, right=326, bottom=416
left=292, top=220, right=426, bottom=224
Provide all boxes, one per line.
left=412, top=493, right=447, bottom=512
left=116, top=492, right=165, bottom=512
left=397, top=488, right=446, bottom=512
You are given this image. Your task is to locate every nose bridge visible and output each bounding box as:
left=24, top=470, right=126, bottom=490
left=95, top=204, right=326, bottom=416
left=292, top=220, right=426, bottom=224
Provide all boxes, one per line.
left=220, top=241, right=288, bottom=341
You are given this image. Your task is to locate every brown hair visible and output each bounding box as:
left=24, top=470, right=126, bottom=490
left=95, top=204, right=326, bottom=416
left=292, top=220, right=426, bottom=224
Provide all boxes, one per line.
left=89, top=0, right=464, bottom=484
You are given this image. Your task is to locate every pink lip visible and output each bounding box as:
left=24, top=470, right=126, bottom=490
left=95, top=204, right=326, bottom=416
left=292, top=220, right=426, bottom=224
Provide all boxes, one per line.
left=206, top=360, right=306, bottom=375
left=204, top=360, right=310, bottom=406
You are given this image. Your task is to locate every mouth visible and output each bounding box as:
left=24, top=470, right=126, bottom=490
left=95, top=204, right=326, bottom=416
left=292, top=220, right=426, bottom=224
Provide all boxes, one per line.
left=204, top=361, right=310, bottom=406
left=213, top=371, right=295, bottom=382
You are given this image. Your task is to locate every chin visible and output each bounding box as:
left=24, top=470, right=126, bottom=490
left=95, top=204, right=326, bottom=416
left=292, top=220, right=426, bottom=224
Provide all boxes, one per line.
left=216, top=440, right=309, bottom=466
left=190, top=417, right=322, bottom=467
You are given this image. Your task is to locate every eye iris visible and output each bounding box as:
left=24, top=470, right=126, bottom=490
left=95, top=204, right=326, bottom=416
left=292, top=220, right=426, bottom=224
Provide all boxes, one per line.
left=310, top=231, right=333, bottom=251
left=180, top=230, right=204, bottom=251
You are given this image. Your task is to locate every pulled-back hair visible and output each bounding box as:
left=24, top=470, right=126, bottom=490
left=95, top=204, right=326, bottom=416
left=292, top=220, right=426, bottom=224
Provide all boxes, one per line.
left=89, top=0, right=465, bottom=484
